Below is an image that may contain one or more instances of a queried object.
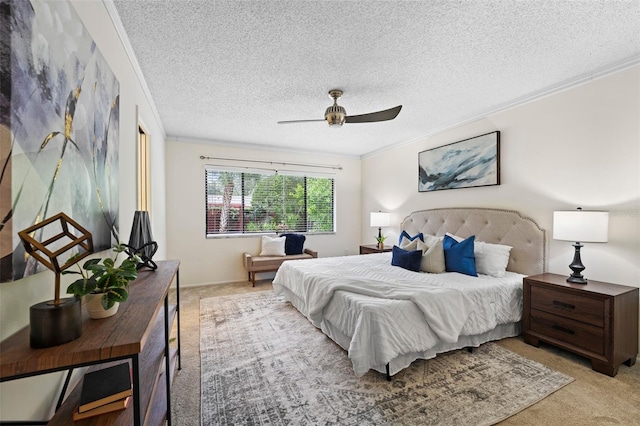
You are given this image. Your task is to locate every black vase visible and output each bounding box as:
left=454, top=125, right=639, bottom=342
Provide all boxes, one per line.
left=126, top=210, right=158, bottom=270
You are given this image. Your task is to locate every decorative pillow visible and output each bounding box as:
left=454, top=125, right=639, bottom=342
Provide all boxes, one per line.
left=281, top=233, right=305, bottom=255
left=422, top=233, right=442, bottom=246
left=260, top=235, right=286, bottom=256
left=391, top=246, right=423, bottom=272
left=445, top=233, right=512, bottom=277
left=417, top=239, right=446, bottom=273
left=474, top=241, right=512, bottom=277
left=399, top=237, right=420, bottom=251
left=398, top=231, right=424, bottom=247
left=442, top=234, right=477, bottom=277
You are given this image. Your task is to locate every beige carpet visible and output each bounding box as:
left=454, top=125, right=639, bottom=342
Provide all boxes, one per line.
left=199, top=291, right=573, bottom=425
left=170, top=281, right=640, bottom=426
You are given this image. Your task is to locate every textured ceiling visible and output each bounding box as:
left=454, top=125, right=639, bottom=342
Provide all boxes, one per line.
left=109, top=1, right=640, bottom=157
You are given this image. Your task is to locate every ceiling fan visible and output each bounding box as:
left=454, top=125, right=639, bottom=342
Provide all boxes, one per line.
left=277, top=89, right=402, bottom=126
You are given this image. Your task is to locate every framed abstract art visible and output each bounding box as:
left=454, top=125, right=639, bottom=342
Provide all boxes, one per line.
left=418, top=131, right=500, bottom=192
left=1, top=0, right=120, bottom=282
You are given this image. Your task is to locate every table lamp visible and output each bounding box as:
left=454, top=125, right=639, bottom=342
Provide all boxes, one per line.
left=553, top=208, right=608, bottom=284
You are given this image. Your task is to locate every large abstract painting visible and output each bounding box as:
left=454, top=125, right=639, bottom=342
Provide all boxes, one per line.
left=0, top=0, right=120, bottom=282
left=418, top=131, right=500, bottom=192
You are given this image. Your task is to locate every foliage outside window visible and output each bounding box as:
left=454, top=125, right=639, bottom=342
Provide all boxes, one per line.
left=205, top=169, right=334, bottom=235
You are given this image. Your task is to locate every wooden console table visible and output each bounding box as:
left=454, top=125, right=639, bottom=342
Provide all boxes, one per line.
left=0, top=260, right=181, bottom=425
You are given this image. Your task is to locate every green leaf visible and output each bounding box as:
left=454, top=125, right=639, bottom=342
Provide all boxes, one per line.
left=66, top=277, right=98, bottom=297
left=82, top=258, right=101, bottom=269
left=97, top=274, right=117, bottom=290
left=107, top=287, right=128, bottom=302
left=100, top=293, right=115, bottom=310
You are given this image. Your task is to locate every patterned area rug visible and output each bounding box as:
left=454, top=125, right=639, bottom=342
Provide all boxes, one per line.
left=200, top=291, right=573, bottom=425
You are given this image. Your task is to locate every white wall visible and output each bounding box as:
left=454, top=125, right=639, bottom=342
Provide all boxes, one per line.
left=361, top=66, right=640, bottom=344
left=165, top=140, right=361, bottom=286
left=0, top=1, right=167, bottom=421
left=167, top=140, right=360, bottom=286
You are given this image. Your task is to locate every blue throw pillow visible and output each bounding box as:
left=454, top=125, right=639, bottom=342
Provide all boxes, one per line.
left=281, top=233, right=305, bottom=255
left=398, top=231, right=424, bottom=246
left=443, top=235, right=477, bottom=277
left=391, top=245, right=423, bottom=272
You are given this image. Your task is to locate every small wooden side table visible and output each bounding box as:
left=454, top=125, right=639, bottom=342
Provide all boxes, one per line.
left=359, top=244, right=393, bottom=254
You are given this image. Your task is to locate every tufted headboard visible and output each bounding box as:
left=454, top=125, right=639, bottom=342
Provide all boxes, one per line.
left=400, top=208, right=546, bottom=276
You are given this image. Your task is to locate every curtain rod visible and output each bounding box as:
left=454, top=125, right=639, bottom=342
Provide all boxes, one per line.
left=204, top=164, right=336, bottom=176
left=199, top=155, right=343, bottom=171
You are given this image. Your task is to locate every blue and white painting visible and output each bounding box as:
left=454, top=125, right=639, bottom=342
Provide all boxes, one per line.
left=0, top=0, right=120, bottom=282
left=418, top=131, right=500, bottom=192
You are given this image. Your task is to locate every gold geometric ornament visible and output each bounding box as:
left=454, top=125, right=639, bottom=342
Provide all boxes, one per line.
left=17, top=212, right=93, bottom=305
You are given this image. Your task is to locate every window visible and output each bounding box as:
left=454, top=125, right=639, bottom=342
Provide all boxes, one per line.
left=205, top=169, right=334, bottom=236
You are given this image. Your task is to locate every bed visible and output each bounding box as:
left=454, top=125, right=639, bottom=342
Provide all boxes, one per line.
left=272, top=208, right=546, bottom=378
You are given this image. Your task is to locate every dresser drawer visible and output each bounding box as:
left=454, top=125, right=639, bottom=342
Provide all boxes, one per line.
left=530, top=285, right=604, bottom=327
left=529, top=309, right=604, bottom=355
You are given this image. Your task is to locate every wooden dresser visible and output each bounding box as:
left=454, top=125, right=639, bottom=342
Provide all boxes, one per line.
left=523, top=273, right=638, bottom=376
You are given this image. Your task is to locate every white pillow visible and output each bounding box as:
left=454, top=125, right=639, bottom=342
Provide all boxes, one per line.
left=475, top=241, right=512, bottom=278
left=417, top=239, right=446, bottom=273
left=445, top=232, right=512, bottom=277
left=423, top=233, right=443, bottom=247
left=260, top=235, right=286, bottom=256
left=399, top=238, right=420, bottom=251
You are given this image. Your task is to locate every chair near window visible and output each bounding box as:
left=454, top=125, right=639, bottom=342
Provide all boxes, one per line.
left=243, top=234, right=317, bottom=286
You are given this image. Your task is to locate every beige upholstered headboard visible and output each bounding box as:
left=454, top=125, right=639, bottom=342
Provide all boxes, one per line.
left=400, top=208, right=546, bottom=276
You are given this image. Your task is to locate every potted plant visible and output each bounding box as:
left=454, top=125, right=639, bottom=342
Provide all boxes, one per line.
left=375, top=235, right=387, bottom=250
left=64, top=244, right=140, bottom=319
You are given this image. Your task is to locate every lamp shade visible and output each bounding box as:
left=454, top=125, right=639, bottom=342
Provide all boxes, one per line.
left=370, top=212, right=391, bottom=227
left=553, top=210, right=609, bottom=243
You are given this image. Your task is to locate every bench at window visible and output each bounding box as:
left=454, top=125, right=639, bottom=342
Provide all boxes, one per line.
left=242, top=249, right=318, bottom=287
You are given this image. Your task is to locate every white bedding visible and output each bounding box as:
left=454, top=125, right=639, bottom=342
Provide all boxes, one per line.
left=272, top=252, right=525, bottom=376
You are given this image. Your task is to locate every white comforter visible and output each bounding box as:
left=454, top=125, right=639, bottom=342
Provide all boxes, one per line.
left=272, top=252, right=524, bottom=375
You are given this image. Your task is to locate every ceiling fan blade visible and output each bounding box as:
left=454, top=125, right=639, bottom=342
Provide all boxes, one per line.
left=345, top=105, right=402, bottom=124
left=277, top=119, right=326, bottom=124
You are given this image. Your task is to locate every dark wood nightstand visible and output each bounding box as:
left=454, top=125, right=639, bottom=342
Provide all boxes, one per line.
left=359, top=244, right=393, bottom=254
left=523, top=273, right=639, bottom=377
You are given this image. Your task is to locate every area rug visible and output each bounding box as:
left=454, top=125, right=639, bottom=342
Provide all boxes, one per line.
left=200, top=291, right=574, bottom=425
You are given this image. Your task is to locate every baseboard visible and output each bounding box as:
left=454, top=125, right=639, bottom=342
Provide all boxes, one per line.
left=177, top=279, right=249, bottom=288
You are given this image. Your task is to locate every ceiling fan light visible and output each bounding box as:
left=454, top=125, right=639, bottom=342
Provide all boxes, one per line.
left=278, top=89, right=400, bottom=126
left=325, top=105, right=346, bottom=125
